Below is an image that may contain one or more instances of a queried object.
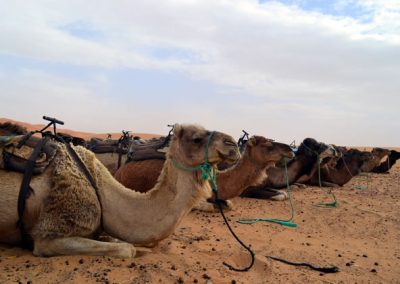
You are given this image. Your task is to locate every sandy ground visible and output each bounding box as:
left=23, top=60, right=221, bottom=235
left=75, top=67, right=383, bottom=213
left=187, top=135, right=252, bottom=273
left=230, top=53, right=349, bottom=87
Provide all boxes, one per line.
left=1, top=157, right=399, bottom=283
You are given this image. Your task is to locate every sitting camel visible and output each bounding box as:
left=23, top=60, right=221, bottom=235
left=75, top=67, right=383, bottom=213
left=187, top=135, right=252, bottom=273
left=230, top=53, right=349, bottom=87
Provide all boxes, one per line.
left=0, top=124, right=239, bottom=257
left=306, top=148, right=367, bottom=186
left=360, top=147, right=390, bottom=172
left=114, top=135, right=294, bottom=210
left=372, top=150, right=400, bottom=173
left=245, top=138, right=337, bottom=196
left=89, top=132, right=133, bottom=174
left=0, top=121, right=28, bottom=136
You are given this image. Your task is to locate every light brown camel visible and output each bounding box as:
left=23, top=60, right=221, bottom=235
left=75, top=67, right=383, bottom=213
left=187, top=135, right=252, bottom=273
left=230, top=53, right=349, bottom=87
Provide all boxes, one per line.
left=0, top=124, right=239, bottom=258
left=114, top=136, right=294, bottom=210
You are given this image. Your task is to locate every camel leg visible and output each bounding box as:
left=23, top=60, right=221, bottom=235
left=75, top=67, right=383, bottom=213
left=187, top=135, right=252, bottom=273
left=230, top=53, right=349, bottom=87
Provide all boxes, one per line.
left=33, top=237, right=136, bottom=258
left=293, top=183, right=307, bottom=189
left=192, top=200, right=215, bottom=212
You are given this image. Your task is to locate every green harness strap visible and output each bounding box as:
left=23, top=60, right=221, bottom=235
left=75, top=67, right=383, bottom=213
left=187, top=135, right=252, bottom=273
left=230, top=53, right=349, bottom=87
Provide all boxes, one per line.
left=237, top=159, right=297, bottom=228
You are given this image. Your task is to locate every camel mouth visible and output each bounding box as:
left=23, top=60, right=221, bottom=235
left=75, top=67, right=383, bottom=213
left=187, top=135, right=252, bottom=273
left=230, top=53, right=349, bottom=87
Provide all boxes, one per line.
left=216, top=149, right=240, bottom=164
left=282, top=151, right=295, bottom=160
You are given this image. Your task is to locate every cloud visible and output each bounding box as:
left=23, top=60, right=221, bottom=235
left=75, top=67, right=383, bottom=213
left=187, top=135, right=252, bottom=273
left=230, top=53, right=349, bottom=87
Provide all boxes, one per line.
left=0, top=0, right=399, bottom=145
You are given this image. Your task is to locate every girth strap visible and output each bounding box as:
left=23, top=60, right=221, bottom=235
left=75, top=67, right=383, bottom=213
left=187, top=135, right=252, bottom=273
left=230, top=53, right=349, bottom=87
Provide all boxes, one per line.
left=64, top=143, right=103, bottom=231
left=64, top=143, right=98, bottom=191
left=16, top=136, right=49, bottom=249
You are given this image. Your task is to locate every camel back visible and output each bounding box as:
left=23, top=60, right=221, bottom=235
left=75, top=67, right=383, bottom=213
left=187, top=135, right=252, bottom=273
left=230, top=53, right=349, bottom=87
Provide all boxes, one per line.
left=0, top=135, right=58, bottom=174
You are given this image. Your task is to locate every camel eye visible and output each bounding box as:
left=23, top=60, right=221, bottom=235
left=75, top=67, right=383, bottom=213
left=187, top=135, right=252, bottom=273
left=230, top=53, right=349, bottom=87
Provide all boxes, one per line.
left=193, top=137, right=203, bottom=144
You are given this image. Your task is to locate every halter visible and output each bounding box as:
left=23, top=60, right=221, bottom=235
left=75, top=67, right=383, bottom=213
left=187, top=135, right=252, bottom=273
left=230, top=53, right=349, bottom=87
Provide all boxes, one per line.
left=300, top=141, right=338, bottom=208
left=171, top=131, right=217, bottom=183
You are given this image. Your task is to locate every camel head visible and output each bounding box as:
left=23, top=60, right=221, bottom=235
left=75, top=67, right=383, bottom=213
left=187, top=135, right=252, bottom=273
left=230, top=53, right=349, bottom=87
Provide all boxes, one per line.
left=360, top=148, right=389, bottom=172
left=298, top=138, right=336, bottom=158
left=371, top=147, right=390, bottom=163
left=244, top=136, right=294, bottom=167
left=168, top=124, right=240, bottom=167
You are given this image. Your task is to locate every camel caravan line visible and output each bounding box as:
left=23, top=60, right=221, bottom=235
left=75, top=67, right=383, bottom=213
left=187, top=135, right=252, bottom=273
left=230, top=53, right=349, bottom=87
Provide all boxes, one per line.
left=0, top=118, right=398, bottom=261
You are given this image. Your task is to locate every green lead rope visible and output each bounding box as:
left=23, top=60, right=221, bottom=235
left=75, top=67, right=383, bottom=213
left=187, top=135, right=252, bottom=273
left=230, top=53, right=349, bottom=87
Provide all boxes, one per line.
left=313, top=154, right=338, bottom=208
left=237, top=159, right=297, bottom=228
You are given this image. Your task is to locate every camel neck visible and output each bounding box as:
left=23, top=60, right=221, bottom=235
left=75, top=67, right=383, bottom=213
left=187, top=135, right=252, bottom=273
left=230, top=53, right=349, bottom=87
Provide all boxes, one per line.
left=216, top=154, right=270, bottom=200
left=98, top=159, right=209, bottom=244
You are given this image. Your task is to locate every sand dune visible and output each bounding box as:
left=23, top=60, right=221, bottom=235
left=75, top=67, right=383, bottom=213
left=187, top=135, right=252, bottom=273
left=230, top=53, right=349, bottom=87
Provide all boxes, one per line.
left=0, top=117, right=160, bottom=140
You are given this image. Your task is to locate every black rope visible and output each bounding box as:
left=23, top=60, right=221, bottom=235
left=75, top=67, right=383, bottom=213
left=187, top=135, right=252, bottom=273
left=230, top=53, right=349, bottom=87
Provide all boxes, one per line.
left=267, top=256, right=339, bottom=273
left=214, top=191, right=255, bottom=272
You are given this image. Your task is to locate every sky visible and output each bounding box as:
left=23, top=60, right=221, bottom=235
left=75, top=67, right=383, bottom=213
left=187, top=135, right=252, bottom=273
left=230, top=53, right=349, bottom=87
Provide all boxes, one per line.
left=0, top=0, right=399, bottom=146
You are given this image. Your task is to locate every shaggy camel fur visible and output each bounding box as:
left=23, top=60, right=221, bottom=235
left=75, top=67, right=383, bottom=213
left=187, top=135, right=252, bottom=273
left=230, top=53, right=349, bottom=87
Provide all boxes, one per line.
left=114, top=136, right=294, bottom=210
left=0, top=124, right=239, bottom=257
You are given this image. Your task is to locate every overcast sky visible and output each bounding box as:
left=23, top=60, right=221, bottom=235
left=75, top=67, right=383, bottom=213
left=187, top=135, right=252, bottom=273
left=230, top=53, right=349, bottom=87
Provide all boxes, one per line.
left=0, top=0, right=399, bottom=146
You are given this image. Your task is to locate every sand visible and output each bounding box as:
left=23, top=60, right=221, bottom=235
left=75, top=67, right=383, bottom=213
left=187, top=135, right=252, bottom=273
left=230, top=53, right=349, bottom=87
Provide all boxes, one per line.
left=0, top=162, right=399, bottom=283
left=0, top=118, right=399, bottom=283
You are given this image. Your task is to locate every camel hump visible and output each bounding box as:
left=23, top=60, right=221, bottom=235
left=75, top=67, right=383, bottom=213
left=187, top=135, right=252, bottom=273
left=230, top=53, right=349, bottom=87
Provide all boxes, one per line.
left=1, top=135, right=58, bottom=174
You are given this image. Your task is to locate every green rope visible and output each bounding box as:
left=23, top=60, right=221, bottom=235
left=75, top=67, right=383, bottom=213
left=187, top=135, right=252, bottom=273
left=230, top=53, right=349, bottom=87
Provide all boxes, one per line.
left=237, top=159, right=297, bottom=228
left=341, top=153, right=368, bottom=191
left=313, top=154, right=338, bottom=208
left=171, top=131, right=216, bottom=181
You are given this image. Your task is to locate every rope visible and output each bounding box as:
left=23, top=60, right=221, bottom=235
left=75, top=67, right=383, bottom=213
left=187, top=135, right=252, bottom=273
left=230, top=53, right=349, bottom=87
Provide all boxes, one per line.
left=237, top=159, right=297, bottom=227
left=313, top=154, right=338, bottom=208
left=340, top=151, right=368, bottom=191
left=171, top=131, right=255, bottom=272
left=267, top=256, right=339, bottom=273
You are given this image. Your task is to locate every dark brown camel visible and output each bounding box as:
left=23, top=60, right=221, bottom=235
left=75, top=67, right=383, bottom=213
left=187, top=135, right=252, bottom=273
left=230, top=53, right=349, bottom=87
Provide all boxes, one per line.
left=360, top=147, right=390, bottom=172
left=242, top=138, right=337, bottom=199
left=307, top=148, right=367, bottom=186
left=372, top=150, right=400, bottom=173
left=0, top=122, right=28, bottom=136
left=114, top=135, right=294, bottom=209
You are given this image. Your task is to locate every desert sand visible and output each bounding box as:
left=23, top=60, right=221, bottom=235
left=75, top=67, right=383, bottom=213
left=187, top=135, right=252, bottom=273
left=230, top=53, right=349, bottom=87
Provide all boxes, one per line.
left=0, top=119, right=399, bottom=283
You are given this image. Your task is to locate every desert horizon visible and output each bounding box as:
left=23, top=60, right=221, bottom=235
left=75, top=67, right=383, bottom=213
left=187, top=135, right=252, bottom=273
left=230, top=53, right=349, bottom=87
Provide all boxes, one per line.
left=1, top=117, right=399, bottom=151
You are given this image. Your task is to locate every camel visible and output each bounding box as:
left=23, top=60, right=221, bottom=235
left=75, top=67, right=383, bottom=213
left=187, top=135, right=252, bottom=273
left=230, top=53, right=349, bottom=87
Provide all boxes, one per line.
left=89, top=132, right=132, bottom=174
left=372, top=150, right=400, bottom=173
left=0, top=122, right=28, bottom=136
left=360, top=147, right=390, bottom=172
left=307, top=148, right=367, bottom=186
left=251, top=138, right=338, bottom=191
left=114, top=135, right=294, bottom=209
left=0, top=124, right=240, bottom=257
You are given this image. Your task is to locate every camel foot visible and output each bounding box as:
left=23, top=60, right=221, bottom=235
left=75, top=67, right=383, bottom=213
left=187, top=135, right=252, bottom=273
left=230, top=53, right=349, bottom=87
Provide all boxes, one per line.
left=293, top=183, right=307, bottom=189
left=33, top=237, right=136, bottom=258
left=269, top=190, right=288, bottom=201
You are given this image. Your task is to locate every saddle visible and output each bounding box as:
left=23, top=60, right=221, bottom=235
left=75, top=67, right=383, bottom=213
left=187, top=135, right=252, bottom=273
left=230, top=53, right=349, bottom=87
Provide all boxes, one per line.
left=88, top=138, right=128, bottom=154
left=0, top=134, right=58, bottom=174
left=126, top=137, right=169, bottom=162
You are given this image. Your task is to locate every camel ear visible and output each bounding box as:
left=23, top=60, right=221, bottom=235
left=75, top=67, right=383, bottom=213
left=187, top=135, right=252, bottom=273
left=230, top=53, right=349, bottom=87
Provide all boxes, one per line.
left=173, top=124, right=184, bottom=139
